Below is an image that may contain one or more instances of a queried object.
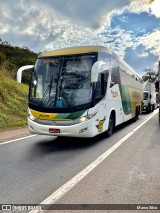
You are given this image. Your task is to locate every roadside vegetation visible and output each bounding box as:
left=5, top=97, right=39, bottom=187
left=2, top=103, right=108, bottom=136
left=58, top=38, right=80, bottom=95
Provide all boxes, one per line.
left=0, top=40, right=38, bottom=83
left=0, top=69, right=29, bottom=128
left=0, top=40, right=38, bottom=129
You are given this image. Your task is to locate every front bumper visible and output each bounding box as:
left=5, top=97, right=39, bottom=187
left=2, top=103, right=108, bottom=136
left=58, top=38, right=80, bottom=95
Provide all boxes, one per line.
left=28, top=118, right=95, bottom=138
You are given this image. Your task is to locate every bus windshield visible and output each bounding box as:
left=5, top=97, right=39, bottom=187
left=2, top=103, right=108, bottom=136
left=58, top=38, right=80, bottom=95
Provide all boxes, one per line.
left=29, top=54, right=96, bottom=111
left=143, top=92, right=148, bottom=100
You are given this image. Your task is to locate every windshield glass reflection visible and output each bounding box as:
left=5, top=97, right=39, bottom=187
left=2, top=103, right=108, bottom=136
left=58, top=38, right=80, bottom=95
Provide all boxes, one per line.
left=30, top=54, right=96, bottom=110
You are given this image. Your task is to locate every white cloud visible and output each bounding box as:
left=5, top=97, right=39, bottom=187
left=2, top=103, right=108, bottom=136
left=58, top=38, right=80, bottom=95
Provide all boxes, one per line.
left=127, top=0, right=151, bottom=14
left=137, top=29, right=160, bottom=56
left=0, top=0, right=133, bottom=52
left=138, top=52, right=149, bottom=57
left=150, top=0, right=160, bottom=18
left=107, top=0, right=159, bottom=20
left=0, top=0, right=159, bottom=65
left=103, top=0, right=150, bottom=26
left=28, top=0, right=130, bottom=29
left=123, top=0, right=160, bottom=19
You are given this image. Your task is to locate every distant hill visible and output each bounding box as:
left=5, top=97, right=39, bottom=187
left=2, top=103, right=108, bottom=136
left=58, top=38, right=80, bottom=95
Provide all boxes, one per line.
left=0, top=40, right=38, bottom=83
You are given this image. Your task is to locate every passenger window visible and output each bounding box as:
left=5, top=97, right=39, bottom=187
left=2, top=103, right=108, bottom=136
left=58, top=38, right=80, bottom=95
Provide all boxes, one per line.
left=111, top=56, right=120, bottom=87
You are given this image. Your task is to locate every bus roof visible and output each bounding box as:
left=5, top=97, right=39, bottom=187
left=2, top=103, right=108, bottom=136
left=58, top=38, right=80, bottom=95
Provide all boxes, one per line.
left=39, top=46, right=108, bottom=57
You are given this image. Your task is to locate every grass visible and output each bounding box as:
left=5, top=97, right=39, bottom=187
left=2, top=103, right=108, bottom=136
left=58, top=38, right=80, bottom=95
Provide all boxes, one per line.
left=0, top=69, right=29, bottom=129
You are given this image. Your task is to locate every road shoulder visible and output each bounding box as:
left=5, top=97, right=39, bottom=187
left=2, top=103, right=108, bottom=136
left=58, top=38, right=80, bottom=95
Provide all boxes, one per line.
left=0, top=126, right=30, bottom=143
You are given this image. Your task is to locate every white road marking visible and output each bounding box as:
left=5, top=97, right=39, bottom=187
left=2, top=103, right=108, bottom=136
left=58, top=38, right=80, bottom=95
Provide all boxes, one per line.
left=0, top=135, right=37, bottom=145
left=29, top=110, right=158, bottom=213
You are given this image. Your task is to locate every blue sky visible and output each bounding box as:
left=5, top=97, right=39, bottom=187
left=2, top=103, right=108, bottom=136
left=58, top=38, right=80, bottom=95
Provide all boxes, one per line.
left=0, top=0, right=160, bottom=75
left=111, top=12, right=160, bottom=36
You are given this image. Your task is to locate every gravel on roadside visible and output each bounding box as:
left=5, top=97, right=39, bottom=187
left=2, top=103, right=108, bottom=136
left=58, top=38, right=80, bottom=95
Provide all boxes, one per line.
left=0, top=126, right=30, bottom=143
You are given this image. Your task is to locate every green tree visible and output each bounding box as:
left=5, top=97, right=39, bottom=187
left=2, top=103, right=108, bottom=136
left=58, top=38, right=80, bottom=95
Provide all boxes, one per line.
left=0, top=42, right=38, bottom=83
left=142, top=68, right=158, bottom=82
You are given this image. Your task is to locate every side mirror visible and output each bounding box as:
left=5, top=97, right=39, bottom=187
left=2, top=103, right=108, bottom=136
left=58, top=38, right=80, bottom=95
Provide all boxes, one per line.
left=91, top=61, right=108, bottom=83
left=17, top=65, right=34, bottom=83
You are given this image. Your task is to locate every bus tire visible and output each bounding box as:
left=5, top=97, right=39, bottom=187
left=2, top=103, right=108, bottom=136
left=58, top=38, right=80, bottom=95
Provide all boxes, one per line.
left=134, top=107, right=139, bottom=122
left=106, top=114, right=114, bottom=137
left=146, top=107, right=149, bottom=114
left=148, top=104, right=151, bottom=113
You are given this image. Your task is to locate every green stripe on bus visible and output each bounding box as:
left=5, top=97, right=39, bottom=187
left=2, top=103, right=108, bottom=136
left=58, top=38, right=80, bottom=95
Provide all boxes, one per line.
left=55, top=110, right=86, bottom=119
left=119, top=85, right=132, bottom=115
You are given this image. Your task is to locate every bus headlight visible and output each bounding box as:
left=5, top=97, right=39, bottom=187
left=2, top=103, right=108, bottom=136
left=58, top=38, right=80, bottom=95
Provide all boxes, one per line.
left=78, top=112, right=97, bottom=123
left=28, top=108, right=36, bottom=121
left=79, top=116, right=88, bottom=122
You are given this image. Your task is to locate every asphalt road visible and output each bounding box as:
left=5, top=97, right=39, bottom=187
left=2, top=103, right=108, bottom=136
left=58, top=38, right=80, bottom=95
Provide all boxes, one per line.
left=0, top=110, right=159, bottom=212
left=52, top=111, right=160, bottom=213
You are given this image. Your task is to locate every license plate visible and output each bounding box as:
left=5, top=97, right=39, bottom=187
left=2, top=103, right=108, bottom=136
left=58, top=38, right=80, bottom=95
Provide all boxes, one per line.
left=49, top=128, right=60, bottom=133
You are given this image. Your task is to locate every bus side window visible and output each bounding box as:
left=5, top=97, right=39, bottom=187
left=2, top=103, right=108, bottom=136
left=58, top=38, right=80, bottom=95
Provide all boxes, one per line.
left=111, top=68, right=119, bottom=87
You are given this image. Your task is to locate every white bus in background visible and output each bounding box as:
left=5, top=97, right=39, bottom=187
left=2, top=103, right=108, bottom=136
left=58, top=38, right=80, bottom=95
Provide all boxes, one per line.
left=143, top=80, right=157, bottom=113
left=17, top=46, right=143, bottom=138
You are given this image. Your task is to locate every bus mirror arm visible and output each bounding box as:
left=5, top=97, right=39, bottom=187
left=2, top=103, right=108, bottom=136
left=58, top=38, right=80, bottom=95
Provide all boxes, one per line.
left=17, top=65, right=34, bottom=83
left=91, top=61, right=107, bottom=83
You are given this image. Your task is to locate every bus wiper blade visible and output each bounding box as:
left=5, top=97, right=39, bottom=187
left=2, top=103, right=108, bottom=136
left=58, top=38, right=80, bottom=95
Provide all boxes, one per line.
left=55, top=57, right=64, bottom=107
left=49, top=75, right=53, bottom=98
left=40, top=75, right=53, bottom=107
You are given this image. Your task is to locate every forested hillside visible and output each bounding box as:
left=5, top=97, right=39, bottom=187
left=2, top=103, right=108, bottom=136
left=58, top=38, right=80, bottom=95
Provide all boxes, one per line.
left=0, top=70, right=29, bottom=128
left=0, top=39, right=38, bottom=83
left=0, top=40, right=38, bottom=128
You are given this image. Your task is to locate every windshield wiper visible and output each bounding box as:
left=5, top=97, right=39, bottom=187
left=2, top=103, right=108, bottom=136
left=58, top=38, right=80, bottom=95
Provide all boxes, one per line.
left=40, top=75, right=53, bottom=107
left=55, top=57, right=64, bottom=107
left=49, top=75, right=53, bottom=98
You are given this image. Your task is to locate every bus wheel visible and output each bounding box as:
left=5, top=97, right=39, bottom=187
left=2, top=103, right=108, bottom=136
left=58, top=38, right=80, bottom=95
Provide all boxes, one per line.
left=146, top=107, right=149, bottom=114
left=106, top=114, right=114, bottom=137
left=134, top=107, right=139, bottom=122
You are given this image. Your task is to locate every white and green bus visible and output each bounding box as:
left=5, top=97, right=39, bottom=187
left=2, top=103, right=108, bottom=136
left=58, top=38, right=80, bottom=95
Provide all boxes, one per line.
left=17, top=46, right=143, bottom=138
